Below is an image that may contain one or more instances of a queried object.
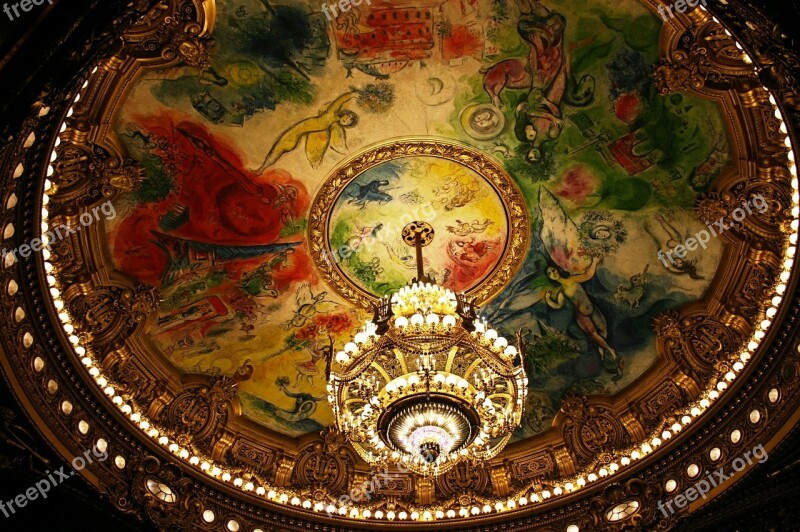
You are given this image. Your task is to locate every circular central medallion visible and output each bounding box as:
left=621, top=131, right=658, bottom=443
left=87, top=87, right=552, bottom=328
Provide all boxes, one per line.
left=309, top=138, right=529, bottom=307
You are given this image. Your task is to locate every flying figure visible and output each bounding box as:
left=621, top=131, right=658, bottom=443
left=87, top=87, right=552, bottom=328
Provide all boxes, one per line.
left=253, top=92, right=358, bottom=172
left=347, top=179, right=394, bottom=209
left=492, top=188, right=623, bottom=381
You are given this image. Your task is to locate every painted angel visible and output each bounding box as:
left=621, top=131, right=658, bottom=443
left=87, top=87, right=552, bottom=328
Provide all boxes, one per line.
left=253, top=92, right=358, bottom=172
left=493, top=187, right=623, bottom=381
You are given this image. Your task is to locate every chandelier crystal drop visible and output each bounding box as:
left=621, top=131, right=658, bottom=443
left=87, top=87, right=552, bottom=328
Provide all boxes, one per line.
left=327, top=221, right=528, bottom=477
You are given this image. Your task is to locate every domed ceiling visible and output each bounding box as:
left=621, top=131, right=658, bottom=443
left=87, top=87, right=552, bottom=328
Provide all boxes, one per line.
left=108, top=0, right=729, bottom=439
left=1, top=0, right=799, bottom=529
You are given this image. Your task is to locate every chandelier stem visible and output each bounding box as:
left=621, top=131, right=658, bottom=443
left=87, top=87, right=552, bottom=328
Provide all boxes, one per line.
left=414, top=232, right=425, bottom=282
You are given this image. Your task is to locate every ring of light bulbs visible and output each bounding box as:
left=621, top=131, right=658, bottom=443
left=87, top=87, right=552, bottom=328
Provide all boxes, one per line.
left=32, top=10, right=800, bottom=524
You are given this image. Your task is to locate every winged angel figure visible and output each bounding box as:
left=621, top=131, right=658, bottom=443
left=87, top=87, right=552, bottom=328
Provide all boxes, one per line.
left=494, top=188, right=624, bottom=381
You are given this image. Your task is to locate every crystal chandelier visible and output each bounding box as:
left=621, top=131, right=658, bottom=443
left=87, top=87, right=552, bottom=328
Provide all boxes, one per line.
left=327, top=222, right=527, bottom=477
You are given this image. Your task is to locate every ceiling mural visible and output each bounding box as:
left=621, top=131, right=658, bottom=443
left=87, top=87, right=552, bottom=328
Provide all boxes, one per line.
left=5, top=0, right=800, bottom=529
left=106, top=0, right=731, bottom=439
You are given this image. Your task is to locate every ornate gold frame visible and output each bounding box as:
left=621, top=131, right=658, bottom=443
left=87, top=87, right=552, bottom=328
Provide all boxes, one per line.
left=307, top=137, right=530, bottom=308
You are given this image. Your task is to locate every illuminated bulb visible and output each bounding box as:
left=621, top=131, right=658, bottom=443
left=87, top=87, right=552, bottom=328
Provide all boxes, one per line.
left=335, top=351, right=349, bottom=364
left=493, top=337, right=508, bottom=350
left=504, top=345, right=518, bottom=357
left=443, top=315, right=456, bottom=327
left=395, top=316, right=409, bottom=328
left=344, top=342, right=358, bottom=354
left=484, top=329, right=498, bottom=341
left=354, top=332, right=368, bottom=344
left=410, top=313, right=424, bottom=326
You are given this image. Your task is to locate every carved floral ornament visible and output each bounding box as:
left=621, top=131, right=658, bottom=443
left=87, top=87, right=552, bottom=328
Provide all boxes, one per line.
left=0, top=0, right=799, bottom=529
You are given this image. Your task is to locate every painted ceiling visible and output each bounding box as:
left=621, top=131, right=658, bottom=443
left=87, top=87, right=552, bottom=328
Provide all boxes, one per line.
left=107, top=0, right=730, bottom=440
